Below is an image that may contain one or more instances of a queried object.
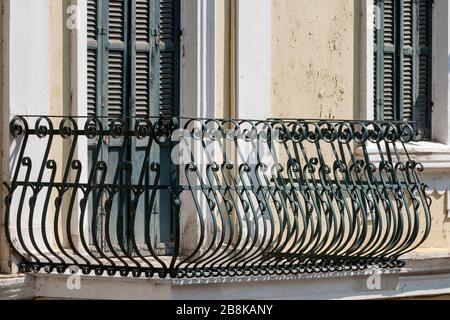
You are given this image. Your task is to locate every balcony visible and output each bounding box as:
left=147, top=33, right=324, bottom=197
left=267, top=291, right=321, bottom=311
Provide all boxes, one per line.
left=3, top=116, right=432, bottom=279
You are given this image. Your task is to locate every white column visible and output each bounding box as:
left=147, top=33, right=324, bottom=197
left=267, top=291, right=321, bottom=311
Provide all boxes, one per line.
left=2, top=0, right=51, bottom=273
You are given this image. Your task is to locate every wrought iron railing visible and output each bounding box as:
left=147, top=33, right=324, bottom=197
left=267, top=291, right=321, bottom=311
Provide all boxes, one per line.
left=3, top=116, right=431, bottom=278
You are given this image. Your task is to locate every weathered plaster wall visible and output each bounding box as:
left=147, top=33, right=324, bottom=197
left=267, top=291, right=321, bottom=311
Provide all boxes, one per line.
left=271, top=0, right=360, bottom=120
left=0, top=0, right=9, bottom=274
left=0, top=0, right=73, bottom=274
left=420, top=191, right=450, bottom=250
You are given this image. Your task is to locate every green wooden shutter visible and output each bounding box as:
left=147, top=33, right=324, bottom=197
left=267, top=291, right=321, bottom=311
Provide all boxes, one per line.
left=401, top=0, right=413, bottom=122
left=375, top=0, right=432, bottom=139
left=375, top=0, right=397, bottom=121
left=106, top=0, right=130, bottom=118
left=415, top=0, right=433, bottom=138
left=129, top=0, right=181, bottom=248
left=88, top=0, right=179, bottom=119
left=130, top=0, right=154, bottom=249
left=87, top=0, right=100, bottom=117
left=87, top=0, right=180, bottom=250
left=87, top=0, right=129, bottom=118
left=153, top=0, right=180, bottom=245
left=87, top=0, right=132, bottom=249
left=130, top=0, right=151, bottom=118
left=158, top=0, right=180, bottom=117
left=129, top=0, right=180, bottom=117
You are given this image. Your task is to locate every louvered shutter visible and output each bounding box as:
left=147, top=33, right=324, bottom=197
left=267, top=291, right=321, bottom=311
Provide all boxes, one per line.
left=375, top=0, right=397, bottom=121
left=87, top=0, right=100, bottom=117
left=130, top=0, right=154, bottom=248
left=88, top=0, right=179, bottom=119
left=374, top=0, right=432, bottom=139
left=415, top=0, right=432, bottom=138
left=129, top=0, right=181, bottom=247
left=148, top=0, right=180, bottom=244
left=87, top=0, right=180, bottom=249
left=87, top=0, right=131, bottom=249
left=157, top=0, right=180, bottom=118
left=131, top=0, right=151, bottom=118
left=107, top=0, right=129, bottom=118
left=129, top=0, right=180, bottom=118
left=401, top=0, right=414, bottom=122
left=87, top=0, right=129, bottom=118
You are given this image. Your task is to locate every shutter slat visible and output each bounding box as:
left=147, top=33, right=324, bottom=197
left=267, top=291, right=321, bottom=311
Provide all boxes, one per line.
left=403, top=0, right=413, bottom=47
left=384, top=0, right=395, bottom=45
left=403, top=55, right=413, bottom=121
left=136, top=0, right=150, bottom=43
left=109, top=0, right=125, bottom=42
left=136, top=52, right=150, bottom=118
left=87, top=49, right=97, bottom=117
left=108, top=52, right=125, bottom=117
left=384, top=55, right=395, bottom=121
left=87, top=0, right=97, bottom=40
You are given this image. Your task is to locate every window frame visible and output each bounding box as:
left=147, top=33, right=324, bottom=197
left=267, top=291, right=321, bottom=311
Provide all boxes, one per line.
left=360, top=0, right=450, bottom=172
left=372, top=0, right=433, bottom=139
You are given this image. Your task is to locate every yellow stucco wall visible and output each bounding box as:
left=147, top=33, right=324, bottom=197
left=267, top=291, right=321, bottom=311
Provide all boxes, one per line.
left=419, top=191, right=450, bottom=250
left=271, top=0, right=359, bottom=120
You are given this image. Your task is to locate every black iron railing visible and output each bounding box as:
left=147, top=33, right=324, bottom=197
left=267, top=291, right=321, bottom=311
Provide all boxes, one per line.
left=3, top=116, right=431, bottom=278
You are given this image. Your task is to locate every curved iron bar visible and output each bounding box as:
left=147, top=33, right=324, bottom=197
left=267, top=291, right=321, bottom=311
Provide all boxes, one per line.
left=3, top=116, right=432, bottom=278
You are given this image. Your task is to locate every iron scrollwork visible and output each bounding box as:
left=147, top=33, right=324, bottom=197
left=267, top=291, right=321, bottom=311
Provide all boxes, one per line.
left=3, top=116, right=432, bottom=278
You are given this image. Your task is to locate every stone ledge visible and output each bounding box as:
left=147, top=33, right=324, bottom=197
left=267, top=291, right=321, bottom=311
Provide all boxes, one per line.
left=3, top=252, right=450, bottom=300
left=0, top=275, right=34, bottom=300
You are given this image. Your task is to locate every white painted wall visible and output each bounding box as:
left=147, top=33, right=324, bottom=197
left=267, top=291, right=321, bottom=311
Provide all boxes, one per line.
left=7, top=0, right=50, bottom=182
left=8, top=0, right=49, bottom=118
left=236, top=0, right=271, bottom=120
left=5, top=0, right=52, bottom=261
left=432, top=0, right=450, bottom=145
left=4, top=0, right=88, bottom=262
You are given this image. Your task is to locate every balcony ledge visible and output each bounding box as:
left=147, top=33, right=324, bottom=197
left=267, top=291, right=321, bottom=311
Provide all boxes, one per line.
left=3, top=251, right=450, bottom=300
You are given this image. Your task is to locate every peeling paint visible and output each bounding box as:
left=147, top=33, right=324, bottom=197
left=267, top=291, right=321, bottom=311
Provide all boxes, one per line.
left=271, top=0, right=355, bottom=120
